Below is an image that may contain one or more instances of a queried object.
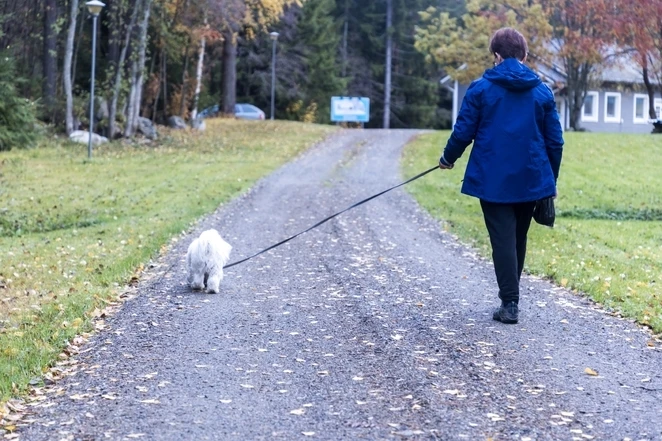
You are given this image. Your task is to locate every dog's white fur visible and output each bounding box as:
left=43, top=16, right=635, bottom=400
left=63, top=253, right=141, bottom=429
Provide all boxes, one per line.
left=186, top=229, right=232, bottom=293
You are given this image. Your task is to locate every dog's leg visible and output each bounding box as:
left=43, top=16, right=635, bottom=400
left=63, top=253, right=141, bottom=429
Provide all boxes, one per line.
left=186, top=253, right=193, bottom=285
left=206, top=270, right=222, bottom=294
left=190, top=273, right=205, bottom=291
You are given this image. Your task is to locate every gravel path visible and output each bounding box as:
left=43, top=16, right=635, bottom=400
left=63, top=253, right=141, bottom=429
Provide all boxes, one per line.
left=18, top=129, right=662, bottom=441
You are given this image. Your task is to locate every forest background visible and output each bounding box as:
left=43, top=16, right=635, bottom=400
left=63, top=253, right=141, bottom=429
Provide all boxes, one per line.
left=0, top=0, right=661, bottom=148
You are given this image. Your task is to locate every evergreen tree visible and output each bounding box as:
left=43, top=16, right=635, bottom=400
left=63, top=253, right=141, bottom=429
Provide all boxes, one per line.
left=0, top=55, right=38, bottom=151
left=389, top=0, right=442, bottom=128
left=346, top=0, right=442, bottom=128
left=297, top=0, right=346, bottom=123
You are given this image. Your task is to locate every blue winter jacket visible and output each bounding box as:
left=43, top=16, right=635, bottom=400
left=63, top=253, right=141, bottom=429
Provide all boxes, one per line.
left=441, top=58, right=564, bottom=203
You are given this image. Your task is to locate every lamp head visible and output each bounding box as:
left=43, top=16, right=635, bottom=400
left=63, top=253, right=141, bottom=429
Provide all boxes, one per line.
left=269, top=31, right=279, bottom=41
left=86, top=0, right=105, bottom=16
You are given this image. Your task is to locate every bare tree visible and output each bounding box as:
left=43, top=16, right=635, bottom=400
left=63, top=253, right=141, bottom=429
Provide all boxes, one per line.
left=64, top=0, right=80, bottom=135
left=109, top=0, right=139, bottom=138
left=190, top=13, right=208, bottom=120
left=125, top=0, right=153, bottom=137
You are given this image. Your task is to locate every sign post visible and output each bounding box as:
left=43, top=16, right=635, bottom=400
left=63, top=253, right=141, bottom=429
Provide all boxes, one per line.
left=330, top=97, right=370, bottom=126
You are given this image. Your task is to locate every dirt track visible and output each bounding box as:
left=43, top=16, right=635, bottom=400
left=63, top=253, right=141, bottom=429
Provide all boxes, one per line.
left=19, top=129, right=662, bottom=441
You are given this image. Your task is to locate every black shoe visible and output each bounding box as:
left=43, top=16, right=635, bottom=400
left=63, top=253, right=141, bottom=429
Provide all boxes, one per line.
left=493, top=301, right=518, bottom=324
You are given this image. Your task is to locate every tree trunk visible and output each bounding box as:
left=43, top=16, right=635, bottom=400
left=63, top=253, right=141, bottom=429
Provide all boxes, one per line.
left=383, top=0, right=392, bottom=129
left=107, top=0, right=122, bottom=68
left=109, top=0, right=139, bottom=139
left=221, top=31, right=237, bottom=115
left=126, top=0, right=153, bottom=137
left=151, top=50, right=163, bottom=121
left=42, top=0, right=57, bottom=119
left=565, top=58, right=591, bottom=131
left=143, top=48, right=157, bottom=118
left=179, top=39, right=191, bottom=117
left=64, top=0, right=79, bottom=135
left=126, top=58, right=139, bottom=136
left=72, top=5, right=85, bottom=89
left=190, top=21, right=207, bottom=121
left=642, top=63, right=657, bottom=119
left=162, top=48, right=168, bottom=118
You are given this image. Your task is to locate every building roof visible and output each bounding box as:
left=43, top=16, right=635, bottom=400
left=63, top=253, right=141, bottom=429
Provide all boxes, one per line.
left=536, top=41, right=661, bottom=86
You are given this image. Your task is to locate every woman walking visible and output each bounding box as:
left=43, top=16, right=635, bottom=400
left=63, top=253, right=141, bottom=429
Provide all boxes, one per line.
left=438, top=27, right=564, bottom=324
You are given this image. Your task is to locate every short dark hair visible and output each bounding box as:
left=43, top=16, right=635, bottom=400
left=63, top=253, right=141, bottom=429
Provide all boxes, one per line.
left=489, top=27, right=528, bottom=61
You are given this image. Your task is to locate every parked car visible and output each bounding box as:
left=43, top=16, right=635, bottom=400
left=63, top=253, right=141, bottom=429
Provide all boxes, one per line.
left=198, top=103, right=266, bottom=120
left=235, top=103, right=266, bottom=120
left=197, top=104, right=219, bottom=119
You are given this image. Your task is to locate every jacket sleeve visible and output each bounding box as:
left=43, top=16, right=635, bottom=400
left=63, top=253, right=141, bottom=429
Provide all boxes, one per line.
left=442, top=81, right=481, bottom=164
left=543, top=93, right=564, bottom=181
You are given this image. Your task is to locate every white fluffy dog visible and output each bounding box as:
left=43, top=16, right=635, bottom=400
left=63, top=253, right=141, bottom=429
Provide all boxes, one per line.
left=186, top=229, right=232, bottom=293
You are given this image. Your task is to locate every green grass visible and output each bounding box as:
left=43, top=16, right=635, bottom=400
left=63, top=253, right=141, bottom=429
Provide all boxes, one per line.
left=403, top=131, right=662, bottom=332
left=0, top=119, right=335, bottom=399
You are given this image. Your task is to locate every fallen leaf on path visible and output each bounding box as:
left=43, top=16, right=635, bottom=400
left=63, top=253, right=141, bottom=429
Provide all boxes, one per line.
left=139, top=399, right=160, bottom=404
left=584, top=367, right=599, bottom=376
left=290, top=408, right=305, bottom=415
left=302, top=432, right=315, bottom=437
left=393, top=430, right=425, bottom=436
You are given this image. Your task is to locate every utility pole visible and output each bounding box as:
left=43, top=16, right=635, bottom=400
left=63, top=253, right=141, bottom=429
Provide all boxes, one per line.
left=342, top=0, right=349, bottom=78
left=383, top=0, right=392, bottom=129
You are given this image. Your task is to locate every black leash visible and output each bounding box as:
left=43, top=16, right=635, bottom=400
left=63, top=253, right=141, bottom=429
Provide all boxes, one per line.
left=223, top=165, right=439, bottom=269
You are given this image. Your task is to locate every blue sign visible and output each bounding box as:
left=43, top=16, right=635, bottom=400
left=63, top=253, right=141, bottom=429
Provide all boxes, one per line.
left=330, top=97, right=370, bottom=123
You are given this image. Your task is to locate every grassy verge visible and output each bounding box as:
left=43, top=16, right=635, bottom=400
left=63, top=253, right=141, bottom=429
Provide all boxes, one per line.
left=403, top=131, right=662, bottom=332
left=0, top=119, right=335, bottom=399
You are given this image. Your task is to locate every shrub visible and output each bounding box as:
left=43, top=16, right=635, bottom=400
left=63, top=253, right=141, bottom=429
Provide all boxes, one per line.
left=0, top=54, right=39, bottom=151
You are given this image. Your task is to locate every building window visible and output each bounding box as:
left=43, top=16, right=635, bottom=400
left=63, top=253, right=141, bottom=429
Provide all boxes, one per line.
left=604, top=92, right=621, bottom=123
left=655, top=98, right=662, bottom=119
left=581, top=91, right=599, bottom=122
left=634, top=94, right=649, bottom=123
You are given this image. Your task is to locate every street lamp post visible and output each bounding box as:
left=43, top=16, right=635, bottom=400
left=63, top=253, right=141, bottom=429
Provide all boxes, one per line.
left=86, top=0, right=105, bottom=159
left=269, top=31, right=279, bottom=121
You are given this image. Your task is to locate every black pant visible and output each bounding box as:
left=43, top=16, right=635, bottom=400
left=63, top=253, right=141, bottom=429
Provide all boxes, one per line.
left=480, top=200, right=536, bottom=304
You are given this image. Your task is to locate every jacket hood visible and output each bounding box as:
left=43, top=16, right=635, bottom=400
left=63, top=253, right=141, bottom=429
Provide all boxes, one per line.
left=483, top=58, right=541, bottom=91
